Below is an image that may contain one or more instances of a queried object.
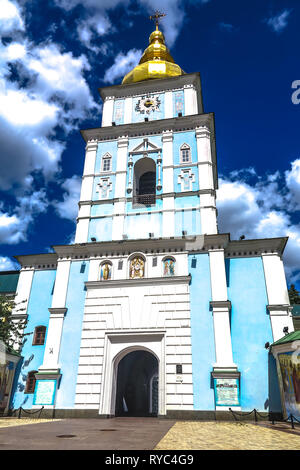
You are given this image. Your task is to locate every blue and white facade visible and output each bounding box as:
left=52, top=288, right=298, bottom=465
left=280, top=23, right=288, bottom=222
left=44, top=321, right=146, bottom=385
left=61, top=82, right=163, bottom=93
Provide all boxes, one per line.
left=8, top=69, right=294, bottom=418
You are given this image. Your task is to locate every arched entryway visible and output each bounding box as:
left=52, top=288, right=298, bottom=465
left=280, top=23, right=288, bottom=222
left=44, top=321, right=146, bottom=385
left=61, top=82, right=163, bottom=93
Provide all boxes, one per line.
left=115, top=350, right=159, bottom=417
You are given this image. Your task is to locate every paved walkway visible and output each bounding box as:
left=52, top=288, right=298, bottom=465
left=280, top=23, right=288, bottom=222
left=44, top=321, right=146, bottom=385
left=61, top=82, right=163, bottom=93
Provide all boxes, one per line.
left=0, top=418, right=175, bottom=450
left=0, top=418, right=299, bottom=450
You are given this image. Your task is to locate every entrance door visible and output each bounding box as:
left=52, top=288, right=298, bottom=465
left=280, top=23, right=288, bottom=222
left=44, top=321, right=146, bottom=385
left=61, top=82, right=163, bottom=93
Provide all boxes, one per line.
left=115, top=350, right=158, bottom=417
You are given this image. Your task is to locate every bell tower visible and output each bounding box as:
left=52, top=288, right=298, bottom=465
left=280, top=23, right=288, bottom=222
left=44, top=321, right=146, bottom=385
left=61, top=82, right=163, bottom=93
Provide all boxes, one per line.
left=75, top=14, right=218, bottom=244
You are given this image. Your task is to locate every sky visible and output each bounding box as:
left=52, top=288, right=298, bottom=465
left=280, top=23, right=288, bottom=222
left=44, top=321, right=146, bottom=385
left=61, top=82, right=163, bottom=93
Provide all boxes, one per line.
left=0, top=0, right=300, bottom=288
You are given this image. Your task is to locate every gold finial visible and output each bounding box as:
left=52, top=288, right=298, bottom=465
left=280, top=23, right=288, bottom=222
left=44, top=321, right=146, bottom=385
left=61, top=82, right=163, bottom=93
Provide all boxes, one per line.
left=149, top=10, right=166, bottom=30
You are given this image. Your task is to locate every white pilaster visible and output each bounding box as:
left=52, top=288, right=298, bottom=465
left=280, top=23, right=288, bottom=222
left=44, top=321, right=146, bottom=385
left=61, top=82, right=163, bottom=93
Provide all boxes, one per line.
left=114, top=136, right=128, bottom=197
left=124, top=97, right=132, bottom=124
left=209, top=249, right=237, bottom=371
left=196, top=127, right=217, bottom=234
left=101, top=96, right=114, bottom=127
left=262, top=253, right=294, bottom=341
left=83, top=141, right=98, bottom=176
left=184, top=85, right=197, bottom=116
left=164, top=91, right=173, bottom=119
left=162, top=196, right=175, bottom=237
left=12, top=268, right=34, bottom=316
left=39, top=259, right=71, bottom=372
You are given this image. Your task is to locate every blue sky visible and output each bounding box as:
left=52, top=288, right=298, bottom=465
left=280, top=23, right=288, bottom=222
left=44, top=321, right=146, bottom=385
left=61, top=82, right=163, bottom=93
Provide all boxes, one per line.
left=0, top=0, right=300, bottom=288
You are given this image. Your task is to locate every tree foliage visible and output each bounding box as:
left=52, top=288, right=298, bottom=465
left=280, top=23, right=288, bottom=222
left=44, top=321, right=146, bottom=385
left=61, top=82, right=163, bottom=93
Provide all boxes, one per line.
left=288, top=284, right=300, bottom=305
left=0, top=295, right=27, bottom=351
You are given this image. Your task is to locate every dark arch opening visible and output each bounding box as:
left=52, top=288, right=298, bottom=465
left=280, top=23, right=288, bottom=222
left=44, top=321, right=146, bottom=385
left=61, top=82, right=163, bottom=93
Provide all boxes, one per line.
left=115, top=350, right=159, bottom=417
left=133, top=157, right=156, bottom=206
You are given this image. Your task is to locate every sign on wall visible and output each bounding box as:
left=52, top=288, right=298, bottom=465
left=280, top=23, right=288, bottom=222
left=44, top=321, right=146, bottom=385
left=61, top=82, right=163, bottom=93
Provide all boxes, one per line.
left=33, top=380, right=56, bottom=406
left=214, top=378, right=240, bottom=407
left=278, top=352, right=300, bottom=421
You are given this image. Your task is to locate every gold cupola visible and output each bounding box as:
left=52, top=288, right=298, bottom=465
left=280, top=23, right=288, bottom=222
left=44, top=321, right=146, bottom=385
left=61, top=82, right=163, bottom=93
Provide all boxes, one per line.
left=122, top=24, right=184, bottom=85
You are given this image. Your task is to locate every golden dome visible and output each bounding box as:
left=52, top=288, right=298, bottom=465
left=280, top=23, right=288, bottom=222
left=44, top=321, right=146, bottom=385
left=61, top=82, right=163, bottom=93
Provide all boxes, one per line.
left=122, top=26, right=184, bottom=85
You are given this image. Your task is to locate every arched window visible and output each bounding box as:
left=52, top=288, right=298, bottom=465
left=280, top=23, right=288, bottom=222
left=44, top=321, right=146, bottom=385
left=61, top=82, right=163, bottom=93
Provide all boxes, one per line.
left=163, top=257, right=176, bottom=276
left=180, top=144, right=191, bottom=163
left=100, top=261, right=112, bottom=281
left=133, top=157, right=156, bottom=206
left=101, top=153, right=112, bottom=172
left=25, top=371, right=38, bottom=394
left=32, top=326, right=46, bottom=345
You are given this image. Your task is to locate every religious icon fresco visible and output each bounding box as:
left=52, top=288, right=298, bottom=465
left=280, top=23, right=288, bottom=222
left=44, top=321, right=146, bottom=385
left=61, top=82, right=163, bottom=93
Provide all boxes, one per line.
left=100, top=262, right=112, bottom=281
left=163, top=258, right=175, bottom=276
left=129, top=256, right=145, bottom=279
left=278, top=353, right=300, bottom=420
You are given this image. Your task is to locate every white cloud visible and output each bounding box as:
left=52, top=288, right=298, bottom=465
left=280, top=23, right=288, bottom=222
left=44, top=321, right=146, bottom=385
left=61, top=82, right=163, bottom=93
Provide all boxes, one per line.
left=266, top=9, right=292, bottom=33
left=54, top=0, right=205, bottom=49
left=103, top=48, right=142, bottom=83
left=286, top=159, right=300, bottom=209
left=77, top=13, right=113, bottom=50
left=0, top=190, right=47, bottom=244
left=219, top=22, right=235, bottom=33
left=0, top=256, right=18, bottom=270
left=217, top=160, right=300, bottom=284
left=53, top=175, right=82, bottom=221
left=0, top=0, right=24, bottom=34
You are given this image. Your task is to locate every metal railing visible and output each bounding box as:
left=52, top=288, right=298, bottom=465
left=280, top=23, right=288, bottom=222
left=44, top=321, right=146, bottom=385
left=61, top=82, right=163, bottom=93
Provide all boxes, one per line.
left=132, top=193, right=156, bottom=206
left=11, top=406, right=45, bottom=419
left=229, top=407, right=300, bottom=429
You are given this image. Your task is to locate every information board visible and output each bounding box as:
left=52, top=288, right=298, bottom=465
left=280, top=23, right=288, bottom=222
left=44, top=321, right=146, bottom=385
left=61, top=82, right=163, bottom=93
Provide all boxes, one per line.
left=214, top=378, right=240, bottom=406
left=33, top=380, right=56, bottom=405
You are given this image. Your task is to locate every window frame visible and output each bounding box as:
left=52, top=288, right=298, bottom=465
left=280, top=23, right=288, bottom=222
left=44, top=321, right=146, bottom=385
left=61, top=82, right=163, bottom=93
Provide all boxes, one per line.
left=32, top=326, right=46, bottom=346
left=101, top=153, right=112, bottom=172
left=180, top=144, right=191, bottom=164
left=25, top=371, right=38, bottom=394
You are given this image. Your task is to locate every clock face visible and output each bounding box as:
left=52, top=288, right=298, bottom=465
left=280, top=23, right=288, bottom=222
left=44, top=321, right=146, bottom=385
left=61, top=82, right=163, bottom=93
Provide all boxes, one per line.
left=135, top=95, right=161, bottom=115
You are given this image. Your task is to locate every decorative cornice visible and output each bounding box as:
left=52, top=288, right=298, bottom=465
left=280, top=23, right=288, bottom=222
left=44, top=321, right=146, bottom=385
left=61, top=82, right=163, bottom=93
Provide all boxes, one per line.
left=225, top=237, right=288, bottom=258
left=48, top=308, right=67, bottom=318
left=13, top=235, right=290, bottom=267
left=267, top=304, right=292, bottom=313
left=81, top=113, right=215, bottom=144
left=210, top=301, right=232, bottom=311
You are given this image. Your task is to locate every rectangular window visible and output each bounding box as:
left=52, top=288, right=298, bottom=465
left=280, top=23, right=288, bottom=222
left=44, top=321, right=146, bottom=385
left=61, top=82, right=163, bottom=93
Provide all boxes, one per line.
left=102, top=158, right=111, bottom=172
left=181, top=149, right=190, bottom=162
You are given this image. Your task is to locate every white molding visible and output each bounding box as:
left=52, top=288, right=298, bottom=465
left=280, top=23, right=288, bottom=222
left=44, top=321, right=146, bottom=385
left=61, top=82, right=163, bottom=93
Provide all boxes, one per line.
left=100, top=330, right=166, bottom=416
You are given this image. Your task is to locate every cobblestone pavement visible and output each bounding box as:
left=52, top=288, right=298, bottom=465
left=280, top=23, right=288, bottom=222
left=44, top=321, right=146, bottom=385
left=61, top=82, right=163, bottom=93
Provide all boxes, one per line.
left=154, top=421, right=300, bottom=450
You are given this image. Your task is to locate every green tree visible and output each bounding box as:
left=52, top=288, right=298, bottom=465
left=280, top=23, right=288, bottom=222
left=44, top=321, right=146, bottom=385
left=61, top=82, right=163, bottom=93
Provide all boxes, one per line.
left=288, top=284, right=300, bottom=305
left=0, top=295, right=27, bottom=351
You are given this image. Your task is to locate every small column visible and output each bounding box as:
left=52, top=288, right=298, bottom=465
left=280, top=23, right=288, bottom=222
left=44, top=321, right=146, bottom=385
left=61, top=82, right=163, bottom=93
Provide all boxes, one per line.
left=34, top=259, right=71, bottom=407
left=262, top=253, right=294, bottom=341
left=101, top=96, right=114, bottom=127
left=209, top=249, right=240, bottom=409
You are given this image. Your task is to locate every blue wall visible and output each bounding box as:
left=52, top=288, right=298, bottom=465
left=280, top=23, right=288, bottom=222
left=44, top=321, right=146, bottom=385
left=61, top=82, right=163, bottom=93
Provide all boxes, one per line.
left=12, top=269, right=56, bottom=409
left=55, top=260, right=90, bottom=408
left=189, top=253, right=215, bottom=410
left=227, top=257, right=278, bottom=411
